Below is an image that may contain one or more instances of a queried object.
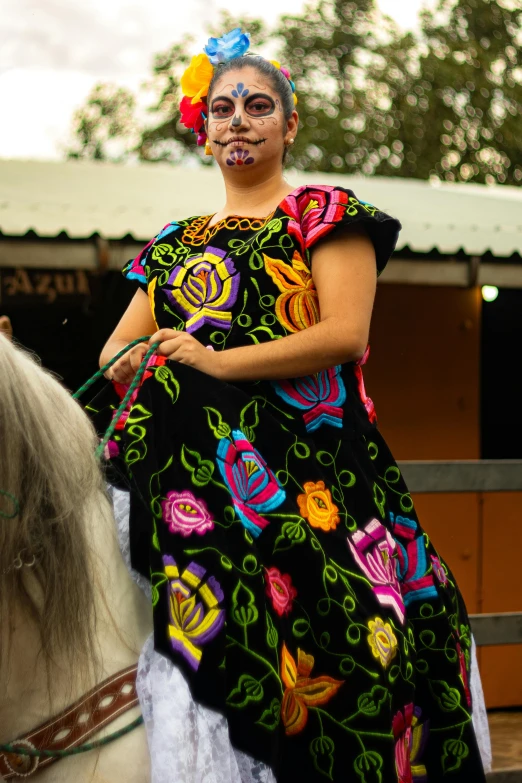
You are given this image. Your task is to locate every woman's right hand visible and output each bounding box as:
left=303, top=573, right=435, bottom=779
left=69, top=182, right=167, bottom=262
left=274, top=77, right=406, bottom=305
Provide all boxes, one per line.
left=105, top=342, right=148, bottom=384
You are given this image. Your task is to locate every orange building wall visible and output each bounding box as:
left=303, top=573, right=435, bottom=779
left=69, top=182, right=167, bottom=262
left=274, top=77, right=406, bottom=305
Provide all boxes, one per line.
left=364, top=284, right=522, bottom=708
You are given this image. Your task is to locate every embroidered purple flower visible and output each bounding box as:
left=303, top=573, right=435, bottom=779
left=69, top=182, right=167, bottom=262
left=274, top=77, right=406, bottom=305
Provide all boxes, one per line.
left=163, top=555, right=224, bottom=671
left=203, top=28, right=251, bottom=65
left=430, top=554, right=448, bottom=586
left=392, top=704, right=429, bottom=782
left=216, top=429, right=286, bottom=538
left=162, top=490, right=214, bottom=537
left=165, top=246, right=240, bottom=333
left=348, top=518, right=405, bottom=625
left=392, top=513, right=438, bottom=606
left=272, top=366, right=346, bottom=432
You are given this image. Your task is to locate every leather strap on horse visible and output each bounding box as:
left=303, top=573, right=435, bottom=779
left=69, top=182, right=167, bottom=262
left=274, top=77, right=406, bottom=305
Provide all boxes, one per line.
left=0, top=663, right=140, bottom=779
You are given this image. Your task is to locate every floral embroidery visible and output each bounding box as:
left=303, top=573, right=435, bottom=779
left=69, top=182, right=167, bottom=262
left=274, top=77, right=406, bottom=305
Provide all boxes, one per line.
left=281, top=185, right=349, bottom=252
left=391, top=513, right=438, bottom=606
left=367, top=617, right=398, bottom=669
left=111, top=354, right=167, bottom=430
left=348, top=518, right=405, bottom=625
left=123, top=223, right=179, bottom=284
left=165, top=246, right=240, bottom=333
left=265, top=567, right=297, bottom=617
left=263, top=250, right=319, bottom=333
left=281, top=644, right=343, bottom=736
left=272, top=366, right=346, bottom=432
left=354, top=346, right=377, bottom=424
left=298, top=480, right=340, bottom=531
left=163, top=555, right=224, bottom=671
left=392, top=704, right=429, bottom=783
left=456, top=641, right=472, bottom=707
left=216, top=429, right=286, bottom=537
left=430, top=554, right=448, bottom=586
left=162, top=489, right=214, bottom=537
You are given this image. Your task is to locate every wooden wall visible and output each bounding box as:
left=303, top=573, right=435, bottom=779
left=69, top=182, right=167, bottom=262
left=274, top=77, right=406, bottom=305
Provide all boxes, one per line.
left=365, top=284, right=522, bottom=708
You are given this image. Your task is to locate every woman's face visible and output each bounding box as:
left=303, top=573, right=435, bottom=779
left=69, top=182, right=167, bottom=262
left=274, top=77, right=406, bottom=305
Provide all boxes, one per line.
left=205, top=66, right=297, bottom=172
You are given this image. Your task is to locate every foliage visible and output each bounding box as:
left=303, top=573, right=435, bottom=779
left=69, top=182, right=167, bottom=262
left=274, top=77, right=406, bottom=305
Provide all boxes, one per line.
left=66, top=1, right=522, bottom=185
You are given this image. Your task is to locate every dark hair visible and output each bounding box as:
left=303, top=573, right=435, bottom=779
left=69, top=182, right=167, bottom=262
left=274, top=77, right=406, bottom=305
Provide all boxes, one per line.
left=207, top=55, right=295, bottom=122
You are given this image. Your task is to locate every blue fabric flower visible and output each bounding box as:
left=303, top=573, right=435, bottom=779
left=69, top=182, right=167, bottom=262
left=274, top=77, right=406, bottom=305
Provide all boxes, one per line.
left=204, top=28, right=250, bottom=66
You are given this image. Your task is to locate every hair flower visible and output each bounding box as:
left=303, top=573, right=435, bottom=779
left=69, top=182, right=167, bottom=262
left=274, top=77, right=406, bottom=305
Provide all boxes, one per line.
left=179, top=95, right=206, bottom=132
left=204, top=28, right=250, bottom=65
left=180, top=53, right=214, bottom=105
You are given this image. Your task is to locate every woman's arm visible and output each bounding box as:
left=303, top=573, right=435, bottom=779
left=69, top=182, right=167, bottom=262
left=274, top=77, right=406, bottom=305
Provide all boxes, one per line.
left=100, top=289, right=157, bottom=383
left=153, top=228, right=377, bottom=382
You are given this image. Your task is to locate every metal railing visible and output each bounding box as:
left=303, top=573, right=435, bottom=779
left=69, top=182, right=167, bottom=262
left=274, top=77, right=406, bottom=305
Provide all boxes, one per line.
left=398, top=460, right=522, bottom=782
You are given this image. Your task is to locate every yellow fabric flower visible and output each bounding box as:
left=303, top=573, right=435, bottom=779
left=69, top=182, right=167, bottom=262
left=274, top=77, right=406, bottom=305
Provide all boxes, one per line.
left=297, top=481, right=340, bottom=532
left=181, top=53, right=214, bottom=105
left=367, top=617, right=398, bottom=669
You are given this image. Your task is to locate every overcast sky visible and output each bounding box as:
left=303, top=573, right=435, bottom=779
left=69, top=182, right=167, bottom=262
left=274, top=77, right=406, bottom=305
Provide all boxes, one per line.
left=0, top=0, right=437, bottom=160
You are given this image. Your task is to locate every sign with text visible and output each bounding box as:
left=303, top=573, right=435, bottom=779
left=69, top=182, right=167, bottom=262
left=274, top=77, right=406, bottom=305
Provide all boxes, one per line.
left=0, top=268, right=92, bottom=305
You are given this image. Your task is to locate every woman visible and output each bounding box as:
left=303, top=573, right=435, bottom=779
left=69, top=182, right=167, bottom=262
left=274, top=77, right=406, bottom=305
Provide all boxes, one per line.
left=99, top=29, right=488, bottom=782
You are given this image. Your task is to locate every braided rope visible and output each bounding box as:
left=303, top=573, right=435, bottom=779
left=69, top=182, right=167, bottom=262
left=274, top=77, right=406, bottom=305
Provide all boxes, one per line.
left=72, top=336, right=159, bottom=461
left=0, top=715, right=144, bottom=759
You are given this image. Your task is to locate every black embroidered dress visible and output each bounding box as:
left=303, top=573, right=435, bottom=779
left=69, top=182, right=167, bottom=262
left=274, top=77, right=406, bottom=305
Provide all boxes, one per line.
left=102, top=185, right=485, bottom=781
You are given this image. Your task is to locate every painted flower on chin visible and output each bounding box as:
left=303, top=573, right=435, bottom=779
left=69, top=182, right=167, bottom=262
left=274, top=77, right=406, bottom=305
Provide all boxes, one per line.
left=281, top=644, right=343, bottom=736
left=265, top=567, right=297, bottom=617
left=264, top=250, right=319, bottom=334
left=348, top=518, right=405, bottom=625
left=162, top=490, right=214, bottom=537
left=226, top=149, right=254, bottom=166
left=392, top=704, right=429, bottom=783
left=298, top=481, right=340, bottom=532
left=204, top=28, right=251, bottom=65
left=280, top=186, right=349, bottom=252
left=216, top=429, right=286, bottom=538
left=367, top=617, right=398, bottom=669
left=163, top=555, right=225, bottom=671
left=165, top=246, right=240, bottom=333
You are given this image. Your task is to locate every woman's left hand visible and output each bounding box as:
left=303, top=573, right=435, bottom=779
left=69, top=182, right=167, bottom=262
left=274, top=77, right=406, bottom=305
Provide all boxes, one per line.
left=149, top=329, right=225, bottom=379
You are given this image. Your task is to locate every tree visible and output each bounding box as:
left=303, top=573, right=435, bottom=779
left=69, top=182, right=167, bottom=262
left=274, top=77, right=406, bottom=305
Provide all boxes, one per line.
left=66, top=0, right=522, bottom=186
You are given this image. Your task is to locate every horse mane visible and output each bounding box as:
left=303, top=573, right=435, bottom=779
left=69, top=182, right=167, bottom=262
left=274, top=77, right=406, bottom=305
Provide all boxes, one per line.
left=0, top=337, right=104, bottom=681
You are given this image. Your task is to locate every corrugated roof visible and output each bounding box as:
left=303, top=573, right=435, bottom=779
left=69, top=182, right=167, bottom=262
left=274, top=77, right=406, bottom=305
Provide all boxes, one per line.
left=1, top=159, right=521, bottom=258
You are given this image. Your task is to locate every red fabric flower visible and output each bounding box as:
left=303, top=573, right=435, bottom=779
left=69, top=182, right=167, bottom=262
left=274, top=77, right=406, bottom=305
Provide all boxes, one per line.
left=265, top=567, right=297, bottom=616
left=280, top=186, right=349, bottom=252
left=179, top=95, right=206, bottom=133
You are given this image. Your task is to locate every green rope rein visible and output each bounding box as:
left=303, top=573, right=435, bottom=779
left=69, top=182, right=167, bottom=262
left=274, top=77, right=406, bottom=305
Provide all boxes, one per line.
left=0, top=489, right=19, bottom=519
left=0, top=715, right=144, bottom=759
left=72, top=336, right=159, bottom=460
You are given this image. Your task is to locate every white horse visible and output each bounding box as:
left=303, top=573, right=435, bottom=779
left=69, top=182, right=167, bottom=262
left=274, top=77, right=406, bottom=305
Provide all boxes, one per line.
left=0, top=336, right=151, bottom=782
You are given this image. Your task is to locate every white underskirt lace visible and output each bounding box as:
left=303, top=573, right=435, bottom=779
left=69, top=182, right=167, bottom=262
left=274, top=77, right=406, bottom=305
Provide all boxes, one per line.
left=110, top=486, right=491, bottom=780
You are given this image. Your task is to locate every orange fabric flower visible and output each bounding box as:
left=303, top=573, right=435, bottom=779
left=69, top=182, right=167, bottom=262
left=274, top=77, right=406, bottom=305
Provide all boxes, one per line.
left=180, top=53, right=214, bottom=105
left=263, top=251, right=319, bottom=333
left=281, top=644, right=343, bottom=735
left=297, top=481, right=340, bottom=531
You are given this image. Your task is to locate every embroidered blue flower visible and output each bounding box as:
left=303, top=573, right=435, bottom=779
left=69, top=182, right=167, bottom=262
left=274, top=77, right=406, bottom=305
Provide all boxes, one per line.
left=204, top=28, right=251, bottom=66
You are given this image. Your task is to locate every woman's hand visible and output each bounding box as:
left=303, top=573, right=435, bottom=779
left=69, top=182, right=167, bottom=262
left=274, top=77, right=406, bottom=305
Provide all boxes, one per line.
left=150, top=329, right=224, bottom=379
left=106, top=342, right=148, bottom=384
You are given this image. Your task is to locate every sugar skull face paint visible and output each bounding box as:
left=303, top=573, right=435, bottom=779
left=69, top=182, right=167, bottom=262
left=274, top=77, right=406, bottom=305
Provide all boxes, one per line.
left=226, top=149, right=255, bottom=166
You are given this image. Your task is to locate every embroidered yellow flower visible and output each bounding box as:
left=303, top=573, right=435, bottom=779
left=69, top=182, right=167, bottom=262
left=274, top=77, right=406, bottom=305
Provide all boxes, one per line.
left=181, top=53, right=214, bottom=105
left=263, top=251, right=319, bottom=333
left=297, top=480, right=340, bottom=532
left=367, top=617, right=398, bottom=669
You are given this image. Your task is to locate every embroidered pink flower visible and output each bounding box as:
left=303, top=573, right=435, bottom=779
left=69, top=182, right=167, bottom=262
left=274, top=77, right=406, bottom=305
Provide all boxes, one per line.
left=348, top=518, right=405, bottom=625
left=162, top=490, right=214, bottom=537
left=456, top=641, right=472, bottom=707
left=392, top=704, right=429, bottom=783
left=265, top=567, right=297, bottom=617
left=354, top=345, right=376, bottom=424
left=430, top=554, right=448, bottom=586
left=280, top=186, right=349, bottom=252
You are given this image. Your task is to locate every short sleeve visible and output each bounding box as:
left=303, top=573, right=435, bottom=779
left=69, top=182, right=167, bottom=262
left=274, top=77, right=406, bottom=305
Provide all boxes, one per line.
left=122, top=221, right=179, bottom=291
left=280, top=185, right=401, bottom=275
